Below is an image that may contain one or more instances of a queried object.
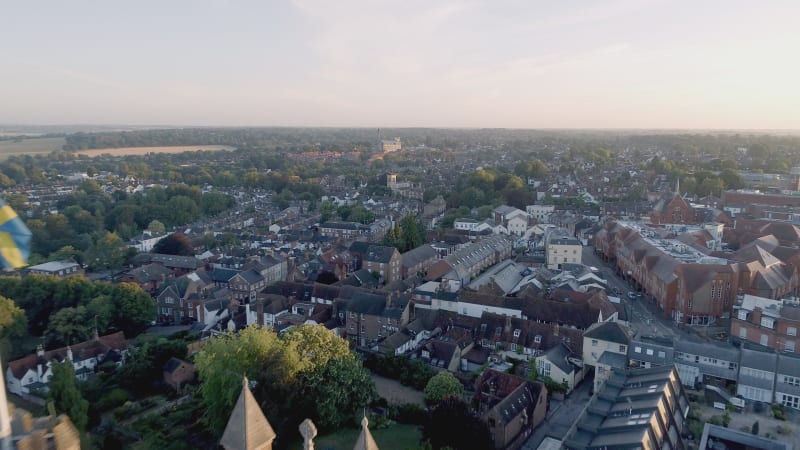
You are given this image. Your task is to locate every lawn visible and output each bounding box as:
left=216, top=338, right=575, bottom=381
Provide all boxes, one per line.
left=300, top=423, right=422, bottom=450
left=0, top=137, right=65, bottom=159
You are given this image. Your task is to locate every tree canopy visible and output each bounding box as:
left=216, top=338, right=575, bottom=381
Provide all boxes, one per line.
left=49, top=361, right=89, bottom=432
left=152, top=232, right=194, bottom=256
left=195, top=325, right=375, bottom=439
left=424, top=371, right=464, bottom=405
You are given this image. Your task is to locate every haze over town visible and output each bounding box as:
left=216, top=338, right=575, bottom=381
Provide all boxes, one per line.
left=2, top=0, right=799, bottom=129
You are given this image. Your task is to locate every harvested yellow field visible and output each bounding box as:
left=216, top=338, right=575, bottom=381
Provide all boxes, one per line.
left=76, top=145, right=235, bottom=157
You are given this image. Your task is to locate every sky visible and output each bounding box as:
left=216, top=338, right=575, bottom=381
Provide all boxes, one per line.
left=1, top=0, right=798, bottom=129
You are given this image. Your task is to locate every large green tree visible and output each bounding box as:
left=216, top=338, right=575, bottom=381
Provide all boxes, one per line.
left=152, top=232, right=194, bottom=256
left=49, top=361, right=89, bottom=432
left=196, top=326, right=284, bottom=433
left=0, top=295, right=28, bottom=360
left=196, top=325, right=374, bottom=436
left=424, top=371, right=464, bottom=405
left=45, top=306, right=93, bottom=347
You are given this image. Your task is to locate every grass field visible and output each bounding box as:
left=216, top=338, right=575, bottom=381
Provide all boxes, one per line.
left=76, top=145, right=235, bottom=157
left=0, top=137, right=65, bottom=159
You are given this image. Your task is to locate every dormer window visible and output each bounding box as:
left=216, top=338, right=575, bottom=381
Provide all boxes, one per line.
left=760, top=317, right=774, bottom=329
left=534, top=335, right=542, bottom=343
left=513, top=329, right=521, bottom=338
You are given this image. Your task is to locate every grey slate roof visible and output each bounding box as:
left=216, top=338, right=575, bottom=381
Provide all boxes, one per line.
left=598, top=351, right=628, bottom=369
left=365, top=245, right=397, bottom=263
left=584, top=322, right=630, bottom=345
left=401, top=244, right=438, bottom=268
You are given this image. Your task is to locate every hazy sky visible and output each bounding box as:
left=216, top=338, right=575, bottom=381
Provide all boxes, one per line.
left=2, top=0, right=798, bottom=129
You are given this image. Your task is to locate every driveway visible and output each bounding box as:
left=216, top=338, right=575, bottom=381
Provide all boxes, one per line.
left=371, top=374, right=426, bottom=406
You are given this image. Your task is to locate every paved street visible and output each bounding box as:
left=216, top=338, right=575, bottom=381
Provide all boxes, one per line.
left=581, top=246, right=677, bottom=339
left=522, top=376, right=593, bottom=449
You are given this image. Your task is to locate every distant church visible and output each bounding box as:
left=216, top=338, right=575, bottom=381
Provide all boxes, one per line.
left=650, top=179, right=699, bottom=225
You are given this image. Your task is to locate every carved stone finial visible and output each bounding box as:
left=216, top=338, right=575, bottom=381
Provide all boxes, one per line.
left=299, top=418, right=317, bottom=450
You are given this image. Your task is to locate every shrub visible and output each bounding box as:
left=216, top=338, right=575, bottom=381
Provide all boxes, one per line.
left=751, top=421, right=759, bottom=435
left=393, top=403, right=427, bottom=425
left=94, top=388, right=130, bottom=412
left=772, top=404, right=786, bottom=421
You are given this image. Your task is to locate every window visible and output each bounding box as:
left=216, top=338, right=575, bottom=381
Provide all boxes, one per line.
left=619, top=345, right=627, bottom=353
left=513, top=329, right=521, bottom=337
left=739, top=328, right=747, bottom=339
left=592, top=339, right=598, bottom=347
left=761, top=317, right=775, bottom=329
left=534, top=335, right=542, bottom=343
left=760, top=334, right=769, bottom=346
left=784, top=376, right=800, bottom=386
left=658, top=351, right=666, bottom=358
left=646, top=349, right=654, bottom=356
left=789, top=327, right=797, bottom=337
left=786, top=341, right=796, bottom=353
left=635, top=346, right=642, bottom=353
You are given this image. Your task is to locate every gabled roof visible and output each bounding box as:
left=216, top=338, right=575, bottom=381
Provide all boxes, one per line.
left=8, top=332, right=128, bottom=379
left=151, top=253, right=199, bottom=269
left=583, top=322, right=630, bottom=345
left=364, top=245, right=398, bottom=263
left=401, top=244, right=438, bottom=268
left=220, top=376, right=276, bottom=450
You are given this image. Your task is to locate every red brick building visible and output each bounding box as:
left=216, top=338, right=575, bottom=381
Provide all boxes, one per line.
left=731, top=294, right=800, bottom=353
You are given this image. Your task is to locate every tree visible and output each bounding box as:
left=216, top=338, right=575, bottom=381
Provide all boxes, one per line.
left=195, top=327, right=283, bottom=433
left=752, top=420, right=760, bottom=435
left=146, top=219, right=166, bottom=234
left=83, top=232, right=126, bottom=271
left=108, top=282, right=155, bottom=336
left=200, top=191, right=235, bottom=216
left=424, top=371, right=464, bottom=404
left=319, top=200, right=336, bottom=223
left=46, top=306, right=92, bottom=347
left=115, top=336, right=188, bottom=395
left=49, top=361, right=89, bottom=432
left=281, top=324, right=352, bottom=372
left=422, top=397, right=492, bottom=450
left=196, top=324, right=372, bottom=437
left=164, top=195, right=199, bottom=226
left=152, top=232, right=194, bottom=256
left=0, top=296, right=27, bottom=360
left=295, top=356, right=376, bottom=429
left=50, top=245, right=82, bottom=264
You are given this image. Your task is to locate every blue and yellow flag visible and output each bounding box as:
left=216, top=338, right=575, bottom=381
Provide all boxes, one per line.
left=0, top=198, right=31, bottom=269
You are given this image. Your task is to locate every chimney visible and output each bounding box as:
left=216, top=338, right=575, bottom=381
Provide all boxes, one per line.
left=256, top=299, right=264, bottom=327
left=36, top=345, right=44, bottom=358
left=553, top=323, right=559, bottom=337
left=66, top=345, right=73, bottom=362
left=751, top=308, right=762, bottom=326
left=504, top=316, right=512, bottom=334
left=386, top=292, right=393, bottom=309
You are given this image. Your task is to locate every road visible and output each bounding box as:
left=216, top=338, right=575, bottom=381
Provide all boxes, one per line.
left=581, top=246, right=677, bottom=339
left=522, top=376, right=593, bottom=449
